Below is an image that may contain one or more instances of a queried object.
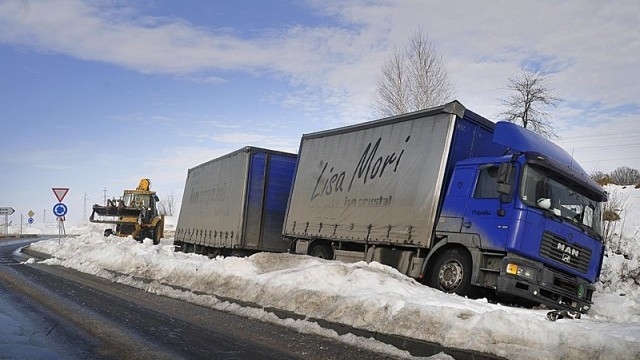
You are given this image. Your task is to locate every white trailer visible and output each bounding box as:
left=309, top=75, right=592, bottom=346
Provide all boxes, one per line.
left=175, top=147, right=297, bottom=256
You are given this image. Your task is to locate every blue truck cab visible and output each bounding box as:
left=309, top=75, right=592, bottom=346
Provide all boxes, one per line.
left=438, top=121, right=607, bottom=313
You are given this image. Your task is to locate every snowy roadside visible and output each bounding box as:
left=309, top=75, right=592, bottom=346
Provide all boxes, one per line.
left=19, top=184, right=640, bottom=359
left=26, top=230, right=640, bottom=360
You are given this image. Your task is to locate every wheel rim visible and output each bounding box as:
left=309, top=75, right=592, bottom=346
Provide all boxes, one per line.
left=438, top=260, right=464, bottom=292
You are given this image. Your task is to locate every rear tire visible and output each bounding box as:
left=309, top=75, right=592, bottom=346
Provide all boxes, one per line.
left=427, top=248, right=473, bottom=296
left=230, top=249, right=248, bottom=257
left=309, top=243, right=333, bottom=259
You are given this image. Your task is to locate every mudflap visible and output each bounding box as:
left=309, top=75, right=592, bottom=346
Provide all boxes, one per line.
left=546, top=310, right=582, bottom=322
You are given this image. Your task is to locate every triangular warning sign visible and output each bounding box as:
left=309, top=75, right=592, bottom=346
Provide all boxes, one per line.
left=52, top=188, right=69, bottom=202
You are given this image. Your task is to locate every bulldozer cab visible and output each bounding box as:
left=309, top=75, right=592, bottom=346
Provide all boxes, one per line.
left=123, top=191, right=153, bottom=209
left=122, top=190, right=160, bottom=222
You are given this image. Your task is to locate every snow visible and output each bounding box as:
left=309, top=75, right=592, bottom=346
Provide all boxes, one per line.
left=23, top=185, right=640, bottom=359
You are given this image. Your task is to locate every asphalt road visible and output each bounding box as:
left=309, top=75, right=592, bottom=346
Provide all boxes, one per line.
left=0, top=237, right=402, bottom=360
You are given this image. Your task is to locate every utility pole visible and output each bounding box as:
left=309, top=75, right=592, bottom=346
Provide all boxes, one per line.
left=103, top=187, right=108, bottom=205
left=83, top=193, right=88, bottom=222
left=43, top=209, right=46, bottom=224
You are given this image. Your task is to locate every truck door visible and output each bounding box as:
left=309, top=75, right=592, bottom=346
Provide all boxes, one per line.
left=462, top=165, right=514, bottom=251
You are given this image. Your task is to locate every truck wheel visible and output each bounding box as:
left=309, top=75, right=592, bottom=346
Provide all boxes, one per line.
left=152, top=224, right=161, bottom=245
left=309, top=243, right=333, bottom=259
left=428, top=248, right=472, bottom=296
left=138, top=228, right=152, bottom=242
left=104, top=229, right=113, bottom=237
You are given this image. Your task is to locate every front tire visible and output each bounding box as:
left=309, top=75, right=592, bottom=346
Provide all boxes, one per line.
left=137, top=228, right=152, bottom=242
left=427, top=248, right=473, bottom=296
left=152, top=224, right=161, bottom=245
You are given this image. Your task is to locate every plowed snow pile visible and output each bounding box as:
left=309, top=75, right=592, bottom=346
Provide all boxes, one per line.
left=26, top=185, right=640, bottom=360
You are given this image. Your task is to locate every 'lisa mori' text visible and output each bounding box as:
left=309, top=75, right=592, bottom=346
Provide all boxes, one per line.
left=311, top=135, right=411, bottom=201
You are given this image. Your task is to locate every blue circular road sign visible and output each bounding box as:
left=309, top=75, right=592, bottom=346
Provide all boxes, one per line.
left=28, top=217, right=34, bottom=224
left=53, top=203, right=68, bottom=217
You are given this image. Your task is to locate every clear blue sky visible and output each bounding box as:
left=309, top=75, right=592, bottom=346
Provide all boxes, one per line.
left=1, top=0, right=639, bottom=225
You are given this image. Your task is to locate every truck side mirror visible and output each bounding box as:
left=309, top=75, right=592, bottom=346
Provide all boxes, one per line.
left=496, top=163, right=512, bottom=197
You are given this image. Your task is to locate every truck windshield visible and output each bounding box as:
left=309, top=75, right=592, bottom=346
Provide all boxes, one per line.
left=520, top=164, right=603, bottom=237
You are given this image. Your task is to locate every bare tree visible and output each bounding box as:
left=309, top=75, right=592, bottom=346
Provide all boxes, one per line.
left=500, top=68, right=562, bottom=139
left=373, top=30, right=454, bottom=117
left=591, top=167, right=640, bottom=186
left=591, top=170, right=610, bottom=185
left=602, top=187, right=631, bottom=255
left=158, top=191, right=177, bottom=216
left=602, top=190, right=622, bottom=247
left=609, top=166, right=640, bottom=186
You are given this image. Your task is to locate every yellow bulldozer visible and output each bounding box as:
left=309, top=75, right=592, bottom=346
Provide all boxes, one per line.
left=89, top=179, right=164, bottom=244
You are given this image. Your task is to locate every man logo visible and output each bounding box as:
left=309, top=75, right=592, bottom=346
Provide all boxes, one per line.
left=557, top=242, right=579, bottom=257
left=557, top=242, right=579, bottom=263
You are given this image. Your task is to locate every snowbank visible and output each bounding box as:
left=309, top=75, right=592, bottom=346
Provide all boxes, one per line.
left=7, top=216, right=178, bottom=237
left=23, top=187, right=640, bottom=359
left=590, top=184, right=640, bottom=324
left=28, top=229, right=640, bottom=360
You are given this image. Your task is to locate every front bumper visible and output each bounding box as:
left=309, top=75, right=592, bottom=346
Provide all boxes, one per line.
left=497, top=255, right=595, bottom=313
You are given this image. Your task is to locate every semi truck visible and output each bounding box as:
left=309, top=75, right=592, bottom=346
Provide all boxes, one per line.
left=177, top=101, right=607, bottom=313
left=174, top=147, right=297, bottom=256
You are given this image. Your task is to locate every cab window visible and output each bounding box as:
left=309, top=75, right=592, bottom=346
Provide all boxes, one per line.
left=474, top=166, right=499, bottom=199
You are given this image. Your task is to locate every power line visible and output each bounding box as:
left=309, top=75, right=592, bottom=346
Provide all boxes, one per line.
left=567, top=143, right=640, bottom=152
left=560, top=131, right=640, bottom=143
left=562, top=129, right=640, bottom=138
left=579, top=155, right=640, bottom=163
left=83, top=193, right=88, bottom=221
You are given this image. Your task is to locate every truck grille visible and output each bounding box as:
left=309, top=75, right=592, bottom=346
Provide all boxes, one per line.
left=539, top=231, right=591, bottom=273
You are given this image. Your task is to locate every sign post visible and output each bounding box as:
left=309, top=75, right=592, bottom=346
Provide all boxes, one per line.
left=27, top=210, right=35, bottom=227
left=52, top=188, right=69, bottom=243
left=0, top=207, right=15, bottom=235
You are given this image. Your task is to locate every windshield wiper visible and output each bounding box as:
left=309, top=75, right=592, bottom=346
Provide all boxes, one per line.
left=540, top=207, right=565, bottom=223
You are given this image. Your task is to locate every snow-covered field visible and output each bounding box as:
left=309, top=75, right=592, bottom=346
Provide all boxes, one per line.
left=19, top=185, right=640, bottom=359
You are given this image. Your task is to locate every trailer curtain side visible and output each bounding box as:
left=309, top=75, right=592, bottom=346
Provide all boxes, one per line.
left=176, top=147, right=296, bottom=251
left=283, top=101, right=505, bottom=249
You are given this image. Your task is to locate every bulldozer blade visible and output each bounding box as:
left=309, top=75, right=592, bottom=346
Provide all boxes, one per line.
left=90, top=204, right=142, bottom=218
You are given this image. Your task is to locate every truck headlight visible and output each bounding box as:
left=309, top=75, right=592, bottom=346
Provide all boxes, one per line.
left=506, top=263, right=536, bottom=281
left=577, top=284, right=586, bottom=299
